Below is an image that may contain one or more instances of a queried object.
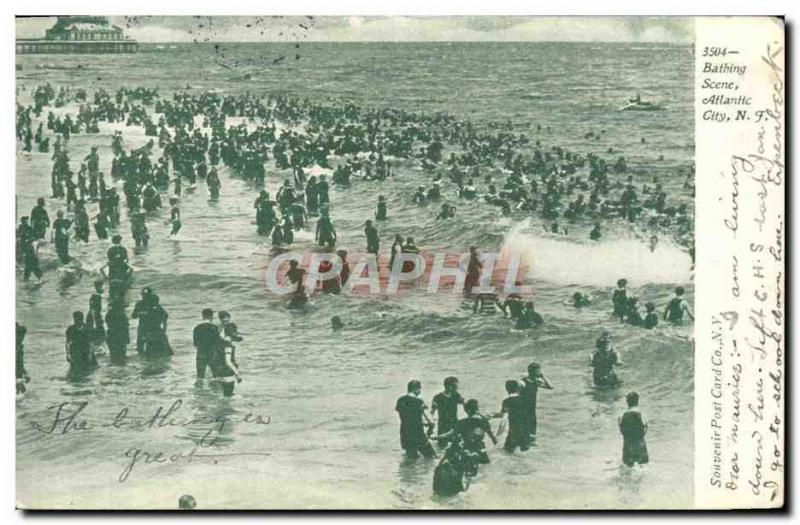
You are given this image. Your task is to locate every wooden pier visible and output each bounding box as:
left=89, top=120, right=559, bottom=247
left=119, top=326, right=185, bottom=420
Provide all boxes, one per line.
left=16, top=39, right=138, bottom=54
left=16, top=16, right=138, bottom=55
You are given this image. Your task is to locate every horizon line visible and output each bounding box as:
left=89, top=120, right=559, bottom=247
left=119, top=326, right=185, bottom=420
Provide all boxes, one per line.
left=87, top=39, right=693, bottom=44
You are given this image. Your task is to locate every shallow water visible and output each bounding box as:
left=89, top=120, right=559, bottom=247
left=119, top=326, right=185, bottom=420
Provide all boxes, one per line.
left=16, top=42, right=694, bottom=509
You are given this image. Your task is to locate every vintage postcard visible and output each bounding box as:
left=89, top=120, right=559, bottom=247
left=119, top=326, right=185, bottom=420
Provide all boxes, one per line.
left=12, top=15, right=784, bottom=510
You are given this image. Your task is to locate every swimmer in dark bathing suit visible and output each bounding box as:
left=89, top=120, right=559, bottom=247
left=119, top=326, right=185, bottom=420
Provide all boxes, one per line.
left=464, top=246, right=482, bottom=295
left=52, top=210, right=72, bottom=264
left=65, top=311, right=97, bottom=372
left=193, top=308, right=225, bottom=379
left=612, top=278, right=628, bottom=322
left=642, top=302, right=658, bottom=329
left=105, top=300, right=130, bottom=364
left=502, top=294, right=524, bottom=320
left=591, top=331, right=620, bottom=387
left=167, top=197, right=182, bottom=236
left=214, top=310, right=242, bottom=397
left=619, top=391, right=649, bottom=467
left=364, top=220, right=379, bottom=255
left=495, top=380, right=530, bottom=452
left=315, top=213, right=337, bottom=248
left=375, top=195, right=388, bottom=221
left=431, top=376, right=464, bottom=438
left=453, top=400, right=497, bottom=464
left=396, top=380, right=436, bottom=459
left=519, top=362, right=553, bottom=438
left=572, top=292, right=591, bottom=308
left=515, top=301, right=543, bottom=329
left=663, top=286, right=693, bottom=324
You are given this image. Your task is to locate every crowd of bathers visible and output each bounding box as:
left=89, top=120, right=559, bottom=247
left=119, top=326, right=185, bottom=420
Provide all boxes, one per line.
left=15, top=83, right=694, bottom=412
left=17, top=82, right=694, bottom=265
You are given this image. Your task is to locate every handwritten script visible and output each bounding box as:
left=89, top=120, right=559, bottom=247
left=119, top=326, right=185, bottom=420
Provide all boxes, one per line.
left=31, top=399, right=272, bottom=483
left=701, top=32, right=783, bottom=508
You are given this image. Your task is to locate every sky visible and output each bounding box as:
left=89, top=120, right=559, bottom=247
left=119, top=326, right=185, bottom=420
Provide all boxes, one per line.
left=16, top=16, right=693, bottom=43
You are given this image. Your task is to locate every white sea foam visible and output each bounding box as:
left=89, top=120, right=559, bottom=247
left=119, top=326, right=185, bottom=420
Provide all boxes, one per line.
left=501, top=220, right=692, bottom=288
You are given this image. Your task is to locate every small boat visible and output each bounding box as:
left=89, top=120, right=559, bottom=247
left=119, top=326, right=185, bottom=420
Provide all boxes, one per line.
left=620, top=99, right=663, bottom=111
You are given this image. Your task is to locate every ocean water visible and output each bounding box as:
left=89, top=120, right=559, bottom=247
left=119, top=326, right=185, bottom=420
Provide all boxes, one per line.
left=16, top=42, right=695, bottom=509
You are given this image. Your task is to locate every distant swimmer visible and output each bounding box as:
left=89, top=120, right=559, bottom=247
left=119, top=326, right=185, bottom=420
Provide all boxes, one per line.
left=16, top=216, right=33, bottom=263
left=86, top=280, right=106, bottom=342
left=331, top=316, right=344, bottom=331
left=619, top=392, right=649, bottom=467
left=93, top=208, right=110, bottom=240
left=663, top=286, right=694, bottom=324
left=472, top=291, right=502, bottom=314
left=515, top=301, right=543, bottom=329
left=52, top=210, right=73, bottom=264
left=412, top=186, right=426, bottom=205
left=433, top=436, right=473, bottom=496
left=315, top=212, right=337, bottom=249
left=20, top=227, right=44, bottom=282
left=572, top=292, right=591, bottom=308
left=131, top=212, right=150, bottom=248
left=281, top=215, right=294, bottom=245
left=193, top=308, right=224, bottom=379
left=285, top=259, right=306, bottom=292
left=212, top=310, right=242, bottom=397
left=207, top=168, right=221, bottom=201
left=337, top=250, right=351, bottom=286
left=289, top=198, right=307, bottom=230
left=648, top=234, right=659, bottom=252
left=431, top=376, right=464, bottom=439
left=395, top=380, right=436, bottom=459
left=73, top=201, right=90, bottom=243
left=436, top=203, right=456, bottom=220
left=106, top=234, right=132, bottom=283
left=519, top=362, right=553, bottom=437
left=271, top=219, right=285, bottom=246
left=141, top=294, right=172, bottom=358
left=502, top=293, right=524, bottom=320
left=612, top=279, right=628, bottom=323
left=375, top=195, right=388, bottom=221
left=364, top=219, right=379, bottom=255
left=642, top=302, right=658, bottom=329
left=167, top=197, right=182, bottom=236
left=217, top=310, right=244, bottom=348
left=591, top=331, right=620, bottom=388
left=453, top=399, right=497, bottom=464
left=497, top=380, right=530, bottom=452
left=30, top=197, right=50, bottom=240
left=65, top=311, right=97, bottom=372
left=285, top=261, right=310, bottom=308
left=105, top=300, right=130, bottom=364
left=463, top=246, right=482, bottom=295
left=132, top=287, right=155, bottom=354
left=625, top=297, right=643, bottom=327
